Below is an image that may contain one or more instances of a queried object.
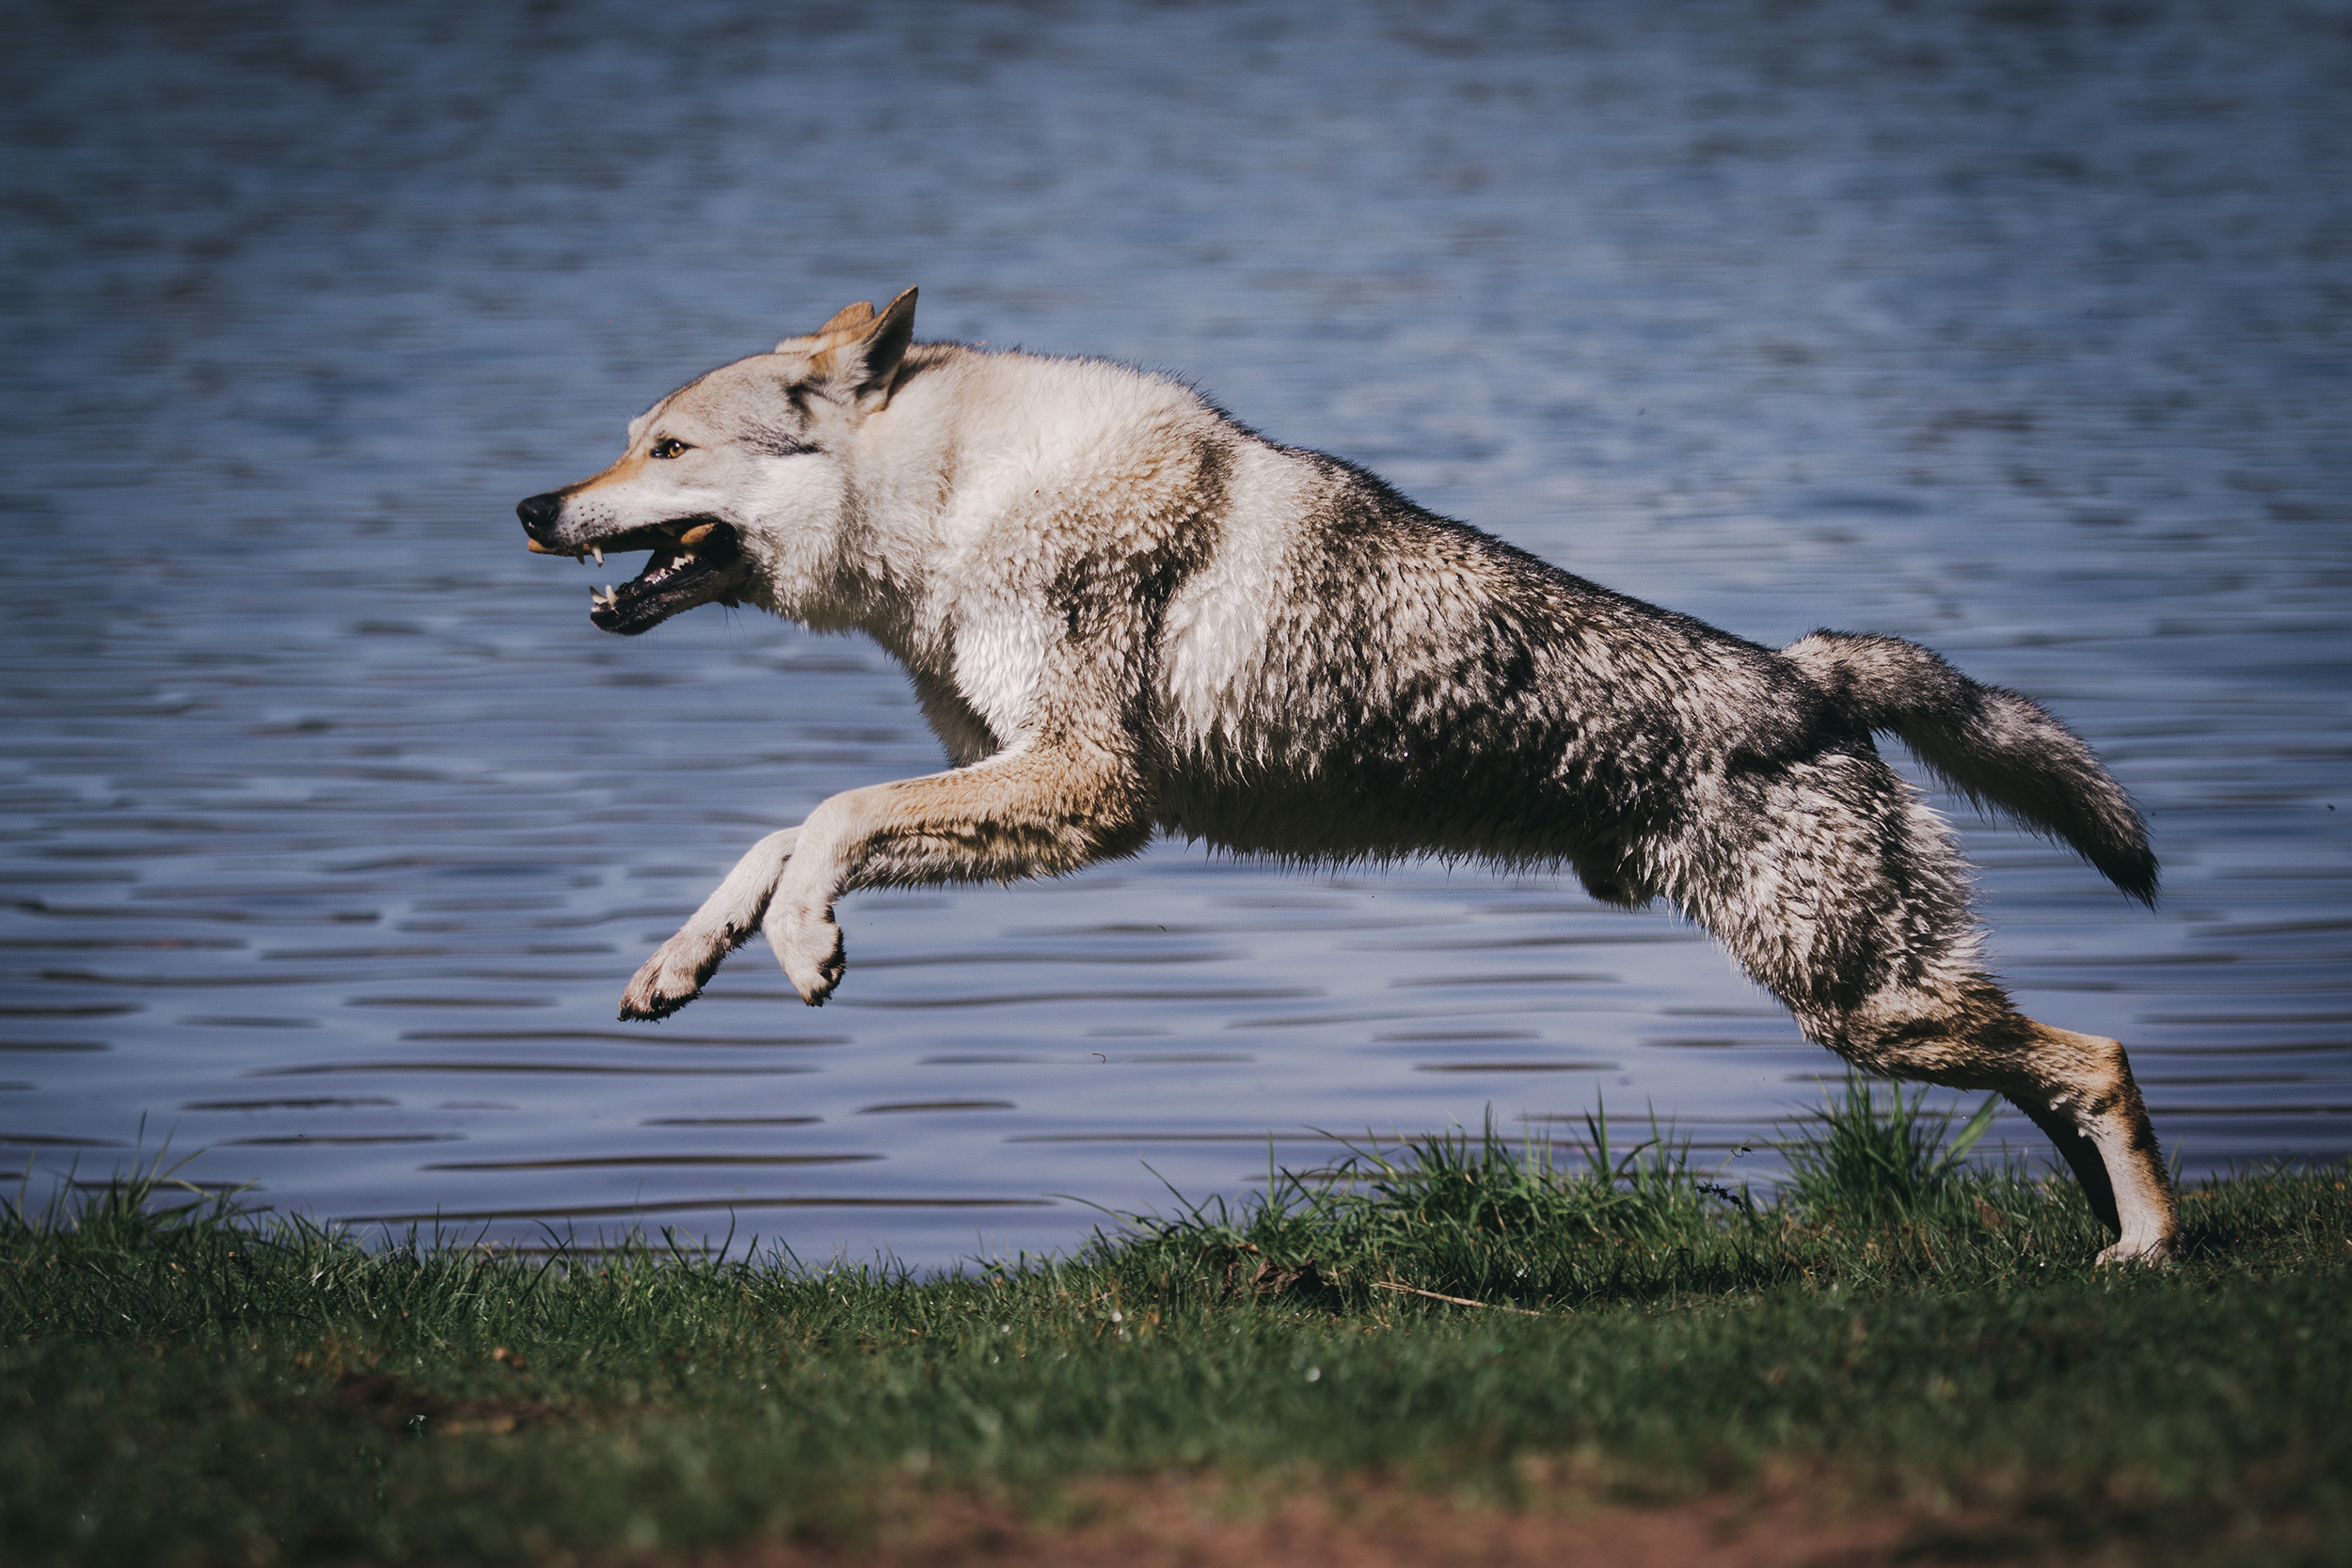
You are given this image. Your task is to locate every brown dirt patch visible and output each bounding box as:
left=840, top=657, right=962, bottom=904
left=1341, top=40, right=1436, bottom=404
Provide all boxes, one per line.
left=653, top=1467, right=2106, bottom=1568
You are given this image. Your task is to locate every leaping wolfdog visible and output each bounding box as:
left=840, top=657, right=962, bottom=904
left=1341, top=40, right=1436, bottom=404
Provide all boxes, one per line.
left=516, top=289, right=2177, bottom=1261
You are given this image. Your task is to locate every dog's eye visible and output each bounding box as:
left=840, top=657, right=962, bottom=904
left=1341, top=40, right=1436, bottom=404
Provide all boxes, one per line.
left=649, top=437, right=692, bottom=460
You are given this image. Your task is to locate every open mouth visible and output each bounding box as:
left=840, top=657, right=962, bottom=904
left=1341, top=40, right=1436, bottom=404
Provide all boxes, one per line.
left=536, top=518, right=754, bottom=637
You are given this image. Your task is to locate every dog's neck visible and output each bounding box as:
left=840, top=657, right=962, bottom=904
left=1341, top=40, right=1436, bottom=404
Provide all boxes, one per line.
left=771, top=346, right=1217, bottom=711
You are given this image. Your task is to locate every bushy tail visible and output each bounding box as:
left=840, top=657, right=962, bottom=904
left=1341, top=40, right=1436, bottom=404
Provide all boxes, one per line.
left=1783, top=630, right=2157, bottom=904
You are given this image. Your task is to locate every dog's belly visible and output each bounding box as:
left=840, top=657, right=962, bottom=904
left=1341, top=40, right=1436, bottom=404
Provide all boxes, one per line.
left=1149, top=742, right=1610, bottom=868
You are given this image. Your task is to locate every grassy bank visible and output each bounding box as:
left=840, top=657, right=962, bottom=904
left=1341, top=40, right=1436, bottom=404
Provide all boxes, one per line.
left=4, top=1092, right=2347, bottom=1565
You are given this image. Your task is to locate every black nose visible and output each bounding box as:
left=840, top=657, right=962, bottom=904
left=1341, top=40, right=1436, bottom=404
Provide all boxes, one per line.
left=516, top=493, right=562, bottom=534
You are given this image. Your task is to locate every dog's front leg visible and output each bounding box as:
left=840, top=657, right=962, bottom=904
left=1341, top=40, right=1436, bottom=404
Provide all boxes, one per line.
left=761, top=748, right=1150, bottom=1006
left=619, top=825, right=802, bottom=1021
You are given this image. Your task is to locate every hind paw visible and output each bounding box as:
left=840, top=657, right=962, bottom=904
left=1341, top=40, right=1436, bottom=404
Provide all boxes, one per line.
left=2094, top=1233, right=2177, bottom=1267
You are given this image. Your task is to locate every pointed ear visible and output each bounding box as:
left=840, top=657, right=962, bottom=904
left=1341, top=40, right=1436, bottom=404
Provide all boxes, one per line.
left=815, top=299, right=877, bottom=336
left=776, top=299, right=875, bottom=354
left=847, top=287, right=917, bottom=409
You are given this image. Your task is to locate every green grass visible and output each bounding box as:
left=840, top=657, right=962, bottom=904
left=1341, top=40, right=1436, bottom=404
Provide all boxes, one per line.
left=4, top=1087, right=2347, bottom=1565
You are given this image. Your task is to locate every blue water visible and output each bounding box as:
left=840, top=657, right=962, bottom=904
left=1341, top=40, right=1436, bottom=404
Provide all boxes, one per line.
left=3, top=0, right=2346, bottom=1267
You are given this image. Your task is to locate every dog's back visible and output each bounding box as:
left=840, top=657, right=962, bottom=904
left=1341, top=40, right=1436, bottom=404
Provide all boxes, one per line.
left=1149, top=440, right=1800, bottom=867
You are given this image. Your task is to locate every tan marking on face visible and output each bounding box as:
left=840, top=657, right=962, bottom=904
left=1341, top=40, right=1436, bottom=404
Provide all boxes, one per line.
left=563, top=449, right=652, bottom=498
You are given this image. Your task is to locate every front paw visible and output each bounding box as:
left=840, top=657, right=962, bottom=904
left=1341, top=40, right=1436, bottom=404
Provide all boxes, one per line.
left=769, top=905, right=847, bottom=1006
left=618, top=928, right=730, bottom=1021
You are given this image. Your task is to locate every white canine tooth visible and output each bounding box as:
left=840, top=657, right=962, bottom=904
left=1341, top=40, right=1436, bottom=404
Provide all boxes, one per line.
left=603, top=584, right=615, bottom=599
left=590, top=545, right=605, bottom=566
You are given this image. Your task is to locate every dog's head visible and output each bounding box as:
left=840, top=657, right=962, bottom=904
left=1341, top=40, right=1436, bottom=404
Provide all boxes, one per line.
left=516, top=288, right=919, bottom=635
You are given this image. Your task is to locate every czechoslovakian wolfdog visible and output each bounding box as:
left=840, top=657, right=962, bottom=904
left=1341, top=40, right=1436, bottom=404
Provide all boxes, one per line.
left=516, top=289, right=2177, bottom=1262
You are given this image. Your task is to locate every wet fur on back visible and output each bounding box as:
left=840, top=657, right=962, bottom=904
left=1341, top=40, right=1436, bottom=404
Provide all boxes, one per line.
left=516, top=289, right=2178, bottom=1262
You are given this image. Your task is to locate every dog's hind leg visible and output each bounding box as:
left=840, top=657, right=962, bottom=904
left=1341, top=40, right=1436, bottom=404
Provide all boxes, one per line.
left=1677, top=749, right=2177, bottom=1261
left=619, top=825, right=802, bottom=1021
left=1836, top=1002, right=2178, bottom=1263
left=2000, top=1019, right=2175, bottom=1263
